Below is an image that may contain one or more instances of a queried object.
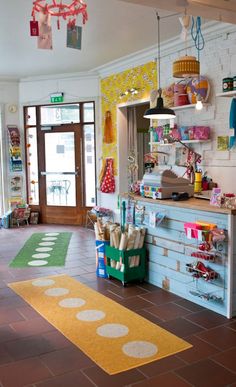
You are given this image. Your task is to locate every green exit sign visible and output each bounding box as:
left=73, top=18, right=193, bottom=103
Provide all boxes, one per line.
left=50, top=93, right=64, bottom=103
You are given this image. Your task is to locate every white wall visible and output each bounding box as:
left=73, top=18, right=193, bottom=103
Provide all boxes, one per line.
left=0, top=80, right=20, bottom=213
left=19, top=73, right=100, bottom=105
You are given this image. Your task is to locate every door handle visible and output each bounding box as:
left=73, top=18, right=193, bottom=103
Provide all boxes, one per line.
left=75, top=166, right=80, bottom=176
left=40, top=171, right=78, bottom=176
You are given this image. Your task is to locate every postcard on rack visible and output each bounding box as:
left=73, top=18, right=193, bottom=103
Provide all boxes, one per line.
left=210, top=187, right=222, bottom=207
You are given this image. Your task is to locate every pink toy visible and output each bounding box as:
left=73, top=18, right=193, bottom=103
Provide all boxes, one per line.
left=193, top=126, right=210, bottom=140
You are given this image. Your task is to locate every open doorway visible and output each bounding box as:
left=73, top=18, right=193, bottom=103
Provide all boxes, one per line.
left=117, top=100, right=150, bottom=196
left=135, top=103, right=150, bottom=179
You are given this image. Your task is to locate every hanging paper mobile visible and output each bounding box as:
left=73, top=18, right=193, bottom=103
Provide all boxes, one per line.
left=31, top=0, right=88, bottom=33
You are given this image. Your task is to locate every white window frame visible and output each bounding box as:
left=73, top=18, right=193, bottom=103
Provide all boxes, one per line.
left=0, top=105, right=8, bottom=216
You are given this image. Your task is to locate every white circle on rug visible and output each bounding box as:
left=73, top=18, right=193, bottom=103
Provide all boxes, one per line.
left=32, top=253, right=51, bottom=259
left=39, top=242, right=55, bottom=246
left=42, top=237, right=58, bottom=241
left=45, top=233, right=59, bottom=236
left=59, top=298, right=86, bottom=308
left=97, top=323, right=129, bottom=338
left=45, top=287, right=69, bottom=297
left=28, top=260, right=48, bottom=267
left=35, top=247, right=53, bottom=252
left=32, top=278, right=55, bottom=287
left=122, top=341, right=158, bottom=358
left=76, top=309, right=105, bottom=322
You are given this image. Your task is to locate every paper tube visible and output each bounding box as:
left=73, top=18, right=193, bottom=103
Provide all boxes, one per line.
left=138, top=228, right=146, bottom=248
left=110, top=231, right=115, bottom=247
left=127, top=229, right=137, bottom=250
left=114, top=228, right=120, bottom=248
left=130, top=230, right=140, bottom=268
left=119, top=232, right=128, bottom=250
left=94, top=223, right=98, bottom=240
left=111, top=259, right=116, bottom=268
left=119, top=232, right=128, bottom=270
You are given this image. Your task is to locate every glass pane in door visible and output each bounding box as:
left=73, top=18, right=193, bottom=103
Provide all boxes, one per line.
left=83, top=125, right=96, bottom=206
left=45, top=132, right=76, bottom=206
left=27, top=127, right=39, bottom=205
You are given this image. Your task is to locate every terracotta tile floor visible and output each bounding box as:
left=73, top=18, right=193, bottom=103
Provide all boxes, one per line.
left=0, top=224, right=236, bottom=387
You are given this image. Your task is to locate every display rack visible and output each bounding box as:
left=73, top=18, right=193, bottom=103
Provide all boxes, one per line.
left=105, top=245, right=146, bottom=286
left=185, top=233, right=227, bottom=304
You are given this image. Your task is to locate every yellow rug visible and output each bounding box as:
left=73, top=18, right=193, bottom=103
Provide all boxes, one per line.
left=9, top=275, right=192, bottom=375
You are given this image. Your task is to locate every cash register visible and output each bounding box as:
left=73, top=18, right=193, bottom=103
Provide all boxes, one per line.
left=141, top=168, right=194, bottom=200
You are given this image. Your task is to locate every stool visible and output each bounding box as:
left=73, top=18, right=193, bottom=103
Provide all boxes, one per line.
left=12, top=208, right=31, bottom=227
left=86, top=210, right=97, bottom=228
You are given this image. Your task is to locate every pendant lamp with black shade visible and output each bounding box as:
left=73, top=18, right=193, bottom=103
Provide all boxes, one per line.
left=144, top=12, right=176, bottom=120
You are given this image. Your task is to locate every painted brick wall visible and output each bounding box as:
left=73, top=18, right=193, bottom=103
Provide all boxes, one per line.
left=160, top=29, right=236, bottom=192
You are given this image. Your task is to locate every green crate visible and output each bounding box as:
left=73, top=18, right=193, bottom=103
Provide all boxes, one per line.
left=105, top=245, right=146, bottom=286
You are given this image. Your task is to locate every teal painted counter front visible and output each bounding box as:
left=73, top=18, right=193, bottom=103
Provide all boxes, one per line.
left=121, top=195, right=235, bottom=318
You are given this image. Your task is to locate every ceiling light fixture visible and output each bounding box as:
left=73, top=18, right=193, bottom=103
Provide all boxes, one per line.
left=31, top=0, right=88, bottom=29
left=173, top=55, right=200, bottom=78
left=144, top=13, right=176, bottom=120
left=173, top=14, right=200, bottom=78
left=195, top=94, right=203, bottom=110
left=119, top=88, right=139, bottom=99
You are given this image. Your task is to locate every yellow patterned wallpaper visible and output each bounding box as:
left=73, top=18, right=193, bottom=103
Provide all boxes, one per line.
left=100, top=61, right=157, bottom=175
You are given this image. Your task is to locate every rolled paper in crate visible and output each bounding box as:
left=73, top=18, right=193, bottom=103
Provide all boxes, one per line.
left=95, top=240, right=110, bottom=278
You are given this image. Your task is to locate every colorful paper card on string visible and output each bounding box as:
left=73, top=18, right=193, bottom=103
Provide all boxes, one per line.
left=67, top=25, right=82, bottom=50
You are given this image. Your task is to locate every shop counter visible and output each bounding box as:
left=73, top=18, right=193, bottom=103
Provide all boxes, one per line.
left=121, top=193, right=236, bottom=318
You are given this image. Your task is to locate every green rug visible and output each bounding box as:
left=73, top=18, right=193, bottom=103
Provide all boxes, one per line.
left=10, top=232, right=72, bottom=267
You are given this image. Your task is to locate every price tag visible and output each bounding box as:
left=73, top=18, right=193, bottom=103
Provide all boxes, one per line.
left=30, top=21, right=39, bottom=36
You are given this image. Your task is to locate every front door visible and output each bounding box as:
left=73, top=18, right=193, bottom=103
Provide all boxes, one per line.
left=38, top=124, right=86, bottom=224
left=25, top=102, right=96, bottom=225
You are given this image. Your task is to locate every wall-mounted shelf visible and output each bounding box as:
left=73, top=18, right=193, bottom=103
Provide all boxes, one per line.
left=172, top=103, right=210, bottom=111
left=216, top=91, right=236, bottom=98
left=149, top=140, right=211, bottom=146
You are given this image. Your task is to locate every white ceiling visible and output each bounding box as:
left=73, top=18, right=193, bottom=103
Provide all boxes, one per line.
left=0, top=0, right=235, bottom=79
left=121, top=0, right=236, bottom=24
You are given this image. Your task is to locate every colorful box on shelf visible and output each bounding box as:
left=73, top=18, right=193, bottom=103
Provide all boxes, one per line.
left=191, top=251, right=216, bottom=262
left=140, top=184, right=161, bottom=199
left=196, top=221, right=217, bottom=230
left=178, top=126, right=210, bottom=141
left=184, top=222, right=210, bottom=241
left=184, top=222, right=202, bottom=239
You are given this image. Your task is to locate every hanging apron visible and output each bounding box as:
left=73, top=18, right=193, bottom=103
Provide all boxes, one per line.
left=100, top=158, right=115, bottom=193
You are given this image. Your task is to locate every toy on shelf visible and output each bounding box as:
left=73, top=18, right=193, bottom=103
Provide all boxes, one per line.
left=211, top=228, right=226, bottom=243
left=186, top=261, right=218, bottom=281
left=198, top=241, right=212, bottom=251
left=189, top=290, right=223, bottom=302
left=191, top=251, right=216, bottom=262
